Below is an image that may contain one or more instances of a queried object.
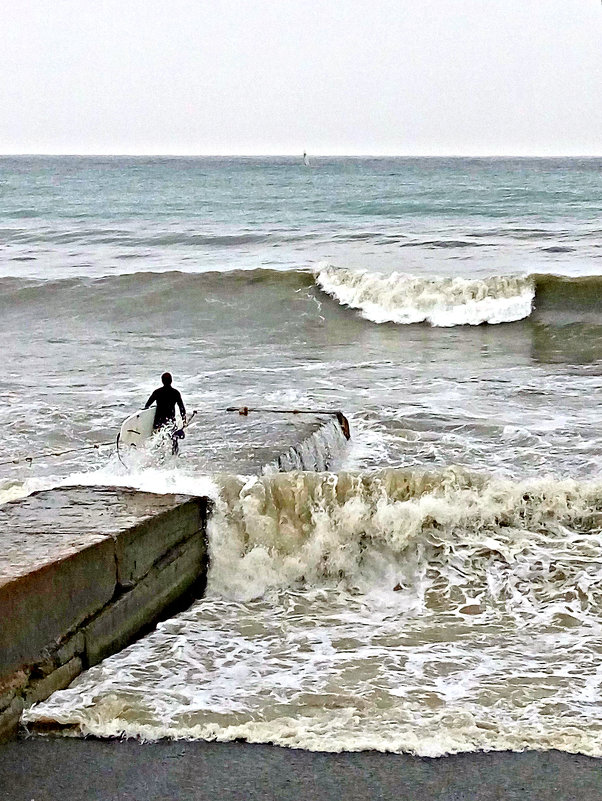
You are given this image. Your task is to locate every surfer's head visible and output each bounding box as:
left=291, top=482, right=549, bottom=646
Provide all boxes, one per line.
left=161, top=372, right=172, bottom=386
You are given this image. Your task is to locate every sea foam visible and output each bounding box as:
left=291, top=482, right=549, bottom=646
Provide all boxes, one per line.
left=25, top=468, right=602, bottom=758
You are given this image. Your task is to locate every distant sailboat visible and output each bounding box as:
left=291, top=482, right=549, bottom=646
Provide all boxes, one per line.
left=303, top=151, right=310, bottom=167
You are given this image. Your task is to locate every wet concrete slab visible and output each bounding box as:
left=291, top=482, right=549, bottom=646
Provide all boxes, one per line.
left=179, top=411, right=344, bottom=473
left=0, top=487, right=209, bottom=735
left=0, top=487, right=195, bottom=585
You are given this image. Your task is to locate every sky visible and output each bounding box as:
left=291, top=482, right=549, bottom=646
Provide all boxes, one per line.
left=1, top=0, right=601, bottom=156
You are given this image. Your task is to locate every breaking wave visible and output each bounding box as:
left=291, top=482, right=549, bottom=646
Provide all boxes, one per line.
left=26, top=467, right=602, bottom=757
left=315, top=265, right=534, bottom=326
left=315, top=266, right=602, bottom=327
left=208, top=467, right=602, bottom=599
left=2, top=267, right=600, bottom=329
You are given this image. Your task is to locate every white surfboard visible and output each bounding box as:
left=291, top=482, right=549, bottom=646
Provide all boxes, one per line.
left=118, top=407, right=156, bottom=448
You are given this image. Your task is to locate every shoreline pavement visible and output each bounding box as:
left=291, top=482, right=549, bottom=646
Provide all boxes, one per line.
left=1, top=738, right=601, bottom=801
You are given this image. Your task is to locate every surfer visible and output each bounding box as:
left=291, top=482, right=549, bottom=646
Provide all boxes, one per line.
left=144, top=372, right=187, bottom=454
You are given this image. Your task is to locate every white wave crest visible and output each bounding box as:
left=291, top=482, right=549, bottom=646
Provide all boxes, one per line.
left=315, top=265, right=534, bottom=326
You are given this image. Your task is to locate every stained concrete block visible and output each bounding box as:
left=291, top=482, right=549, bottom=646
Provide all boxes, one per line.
left=0, top=487, right=204, bottom=682
left=0, top=671, right=28, bottom=713
left=0, top=538, right=117, bottom=682
left=114, top=499, right=203, bottom=587
left=0, top=697, right=23, bottom=742
left=25, top=657, right=82, bottom=707
left=0, top=486, right=199, bottom=587
left=55, top=632, right=86, bottom=667
left=0, top=486, right=211, bottom=740
left=85, top=533, right=207, bottom=667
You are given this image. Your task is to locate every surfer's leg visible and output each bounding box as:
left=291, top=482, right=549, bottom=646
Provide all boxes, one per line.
left=170, top=427, right=185, bottom=455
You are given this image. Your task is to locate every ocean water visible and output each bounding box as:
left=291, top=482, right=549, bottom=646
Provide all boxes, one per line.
left=2, top=156, right=602, bottom=756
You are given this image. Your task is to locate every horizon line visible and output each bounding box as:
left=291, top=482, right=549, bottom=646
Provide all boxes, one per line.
left=1, top=152, right=601, bottom=159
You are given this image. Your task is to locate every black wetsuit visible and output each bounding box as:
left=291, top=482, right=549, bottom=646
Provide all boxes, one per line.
left=145, top=386, right=186, bottom=430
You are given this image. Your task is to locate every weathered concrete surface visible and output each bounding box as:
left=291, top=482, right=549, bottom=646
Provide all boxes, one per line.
left=25, top=658, right=82, bottom=705
left=0, top=487, right=201, bottom=585
left=0, top=488, right=201, bottom=680
left=0, top=739, right=601, bottom=801
left=113, top=499, right=202, bottom=586
left=84, top=534, right=206, bottom=666
left=0, top=487, right=210, bottom=740
left=0, top=535, right=116, bottom=681
left=188, top=410, right=349, bottom=473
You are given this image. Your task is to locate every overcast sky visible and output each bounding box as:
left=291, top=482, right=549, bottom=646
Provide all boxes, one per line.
left=1, top=0, right=601, bottom=156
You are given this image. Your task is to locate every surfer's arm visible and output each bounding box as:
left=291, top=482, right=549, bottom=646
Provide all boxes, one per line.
left=144, top=390, right=158, bottom=409
left=176, top=391, right=186, bottom=424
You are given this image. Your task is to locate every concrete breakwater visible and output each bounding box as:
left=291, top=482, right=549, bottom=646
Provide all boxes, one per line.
left=0, top=412, right=351, bottom=740
left=0, top=487, right=211, bottom=740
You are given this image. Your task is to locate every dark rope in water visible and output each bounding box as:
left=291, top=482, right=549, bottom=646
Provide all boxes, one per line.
left=226, top=407, right=351, bottom=439
left=0, top=441, right=115, bottom=468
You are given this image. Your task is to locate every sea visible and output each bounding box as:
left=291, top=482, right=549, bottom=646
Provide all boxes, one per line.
left=2, top=156, right=602, bottom=757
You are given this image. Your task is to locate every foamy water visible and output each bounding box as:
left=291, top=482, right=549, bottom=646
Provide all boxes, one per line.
left=26, top=468, right=602, bottom=756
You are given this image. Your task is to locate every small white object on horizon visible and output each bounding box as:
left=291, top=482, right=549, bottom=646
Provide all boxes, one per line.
left=303, top=151, right=310, bottom=167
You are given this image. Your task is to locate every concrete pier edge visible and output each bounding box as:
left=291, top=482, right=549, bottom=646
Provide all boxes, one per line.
left=0, top=412, right=351, bottom=741
left=0, top=488, right=212, bottom=741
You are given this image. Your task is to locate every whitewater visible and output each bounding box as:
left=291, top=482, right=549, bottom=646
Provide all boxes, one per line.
left=315, top=266, right=535, bottom=326
left=2, top=156, right=601, bottom=758
left=25, top=467, right=602, bottom=756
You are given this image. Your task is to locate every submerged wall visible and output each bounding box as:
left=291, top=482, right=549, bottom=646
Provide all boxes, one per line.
left=0, top=487, right=211, bottom=740
left=274, top=413, right=351, bottom=472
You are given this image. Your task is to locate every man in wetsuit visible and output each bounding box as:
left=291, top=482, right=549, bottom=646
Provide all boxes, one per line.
left=145, top=372, right=187, bottom=453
